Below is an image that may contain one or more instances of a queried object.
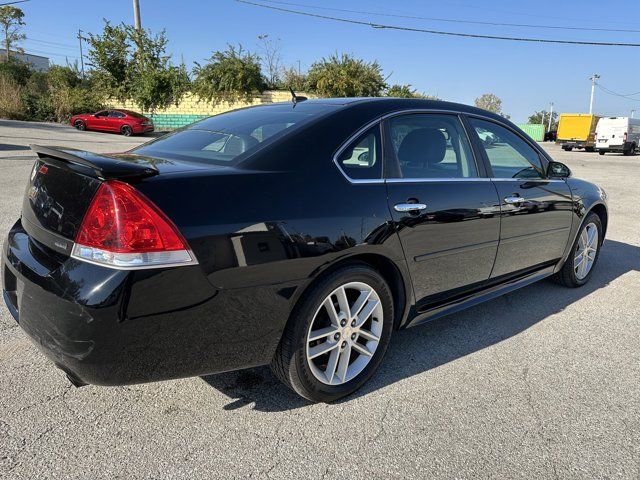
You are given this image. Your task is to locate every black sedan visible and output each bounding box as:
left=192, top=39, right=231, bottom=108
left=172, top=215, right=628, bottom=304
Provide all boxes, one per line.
left=2, top=98, right=608, bottom=402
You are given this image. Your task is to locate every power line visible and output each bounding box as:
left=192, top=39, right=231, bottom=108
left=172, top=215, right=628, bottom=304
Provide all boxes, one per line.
left=259, top=0, right=640, bottom=33
left=24, top=37, right=77, bottom=50
left=20, top=47, right=80, bottom=59
left=236, top=0, right=640, bottom=47
left=597, top=84, right=640, bottom=102
left=0, top=0, right=30, bottom=6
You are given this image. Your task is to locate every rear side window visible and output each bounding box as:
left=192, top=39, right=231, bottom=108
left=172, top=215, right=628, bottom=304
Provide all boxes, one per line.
left=336, top=125, right=382, bottom=180
left=108, top=111, right=125, bottom=118
left=387, top=114, right=477, bottom=179
left=469, top=118, right=545, bottom=179
left=133, top=103, right=336, bottom=165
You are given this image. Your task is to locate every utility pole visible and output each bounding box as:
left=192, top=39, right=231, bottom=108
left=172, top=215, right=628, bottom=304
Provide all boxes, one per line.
left=77, top=29, right=85, bottom=79
left=632, top=109, right=636, bottom=119
left=548, top=102, right=554, bottom=131
left=132, top=0, right=141, bottom=30
left=588, top=74, right=600, bottom=114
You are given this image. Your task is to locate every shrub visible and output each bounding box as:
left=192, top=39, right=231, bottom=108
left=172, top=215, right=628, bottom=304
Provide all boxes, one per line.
left=192, top=44, right=266, bottom=102
left=306, top=53, right=386, bottom=97
left=0, top=75, right=25, bottom=119
left=87, top=21, right=189, bottom=111
left=50, top=86, right=104, bottom=123
left=0, top=58, right=31, bottom=85
left=278, top=66, right=307, bottom=92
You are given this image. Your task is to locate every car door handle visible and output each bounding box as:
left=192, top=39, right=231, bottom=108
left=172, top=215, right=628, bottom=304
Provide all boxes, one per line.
left=504, top=196, right=525, bottom=204
left=394, top=203, right=427, bottom=212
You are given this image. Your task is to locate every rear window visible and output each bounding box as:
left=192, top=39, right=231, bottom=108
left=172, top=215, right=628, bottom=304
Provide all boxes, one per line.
left=133, top=103, right=336, bottom=165
left=123, top=110, right=145, bottom=118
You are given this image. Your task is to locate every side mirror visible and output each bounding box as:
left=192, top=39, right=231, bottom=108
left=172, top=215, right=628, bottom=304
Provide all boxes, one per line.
left=548, top=161, right=571, bottom=178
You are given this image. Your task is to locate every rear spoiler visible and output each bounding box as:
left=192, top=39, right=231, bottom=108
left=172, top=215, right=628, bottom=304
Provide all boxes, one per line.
left=30, top=145, right=159, bottom=180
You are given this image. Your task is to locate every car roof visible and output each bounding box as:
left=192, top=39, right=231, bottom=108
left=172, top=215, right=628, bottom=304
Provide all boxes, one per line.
left=270, top=97, right=505, bottom=120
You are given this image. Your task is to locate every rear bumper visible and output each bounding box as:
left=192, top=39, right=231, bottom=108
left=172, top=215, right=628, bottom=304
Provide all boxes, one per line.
left=134, top=125, right=155, bottom=134
left=596, top=142, right=633, bottom=152
left=2, top=219, right=292, bottom=386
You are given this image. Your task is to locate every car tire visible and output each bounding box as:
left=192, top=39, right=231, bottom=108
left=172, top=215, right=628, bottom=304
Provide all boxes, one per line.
left=585, top=147, right=595, bottom=152
left=121, top=125, right=133, bottom=136
left=271, top=263, right=394, bottom=403
left=74, top=120, right=86, bottom=131
left=598, top=150, right=606, bottom=156
left=553, top=212, right=602, bottom=288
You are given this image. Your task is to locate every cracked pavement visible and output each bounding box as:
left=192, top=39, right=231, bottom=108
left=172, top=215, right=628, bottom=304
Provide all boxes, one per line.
left=1, top=120, right=639, bottom=479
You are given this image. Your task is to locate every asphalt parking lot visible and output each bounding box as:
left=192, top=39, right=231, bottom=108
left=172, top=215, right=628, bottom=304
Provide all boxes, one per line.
left=1, top=119, right=638, bottom=479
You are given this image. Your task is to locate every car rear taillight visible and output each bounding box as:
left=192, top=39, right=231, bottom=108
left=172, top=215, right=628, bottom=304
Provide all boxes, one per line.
left=71, top=180, right=197, bottom=269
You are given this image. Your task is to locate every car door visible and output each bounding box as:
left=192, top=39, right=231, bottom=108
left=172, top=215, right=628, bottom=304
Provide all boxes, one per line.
left=384, top=112, right=501, bottom=305
left=466, top=117, right=573, bottom=278
left=108, top=110, right=127, bottom=131
left=90, top=110, right=110, bottom=131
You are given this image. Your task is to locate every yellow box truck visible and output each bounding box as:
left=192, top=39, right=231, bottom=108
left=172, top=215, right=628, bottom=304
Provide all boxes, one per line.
left=556, top=114, right=601, bottom=151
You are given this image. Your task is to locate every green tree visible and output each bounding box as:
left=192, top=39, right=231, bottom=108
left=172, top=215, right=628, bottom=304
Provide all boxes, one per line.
left=86, top=21, right=189, bottom=111
left=0, top=6, right=25, bottom=61
left=122, top=25, right=190, bottom=111
left=278, top=65, right=307, bottom=91
left=528, top=110, right=558, bottom=129
left=192, top=44, right=266, bottom=102
left=475, top=93, right=509, bottom=118
left=86, top=21, right=130, bottom=98
left=385, top=84, right=440, bottom=99
left=306, top=53, right=386, bottom=97
left=386, top=84, right=419, bottom=98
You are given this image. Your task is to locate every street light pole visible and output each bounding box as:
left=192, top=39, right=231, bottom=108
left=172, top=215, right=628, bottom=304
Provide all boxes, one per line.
left=588, top=74, right=600, bottom=114
left=77, top=29, right=85, bottom=79
left=548, top=102, right=554, bottom=131
left=132, top=0, right=141, bottom=30
left=632, top=110, right=636, bottom=119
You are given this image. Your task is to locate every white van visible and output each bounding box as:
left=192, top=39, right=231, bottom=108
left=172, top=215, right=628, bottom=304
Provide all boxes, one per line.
left=595, top=117, right=640, bottom=155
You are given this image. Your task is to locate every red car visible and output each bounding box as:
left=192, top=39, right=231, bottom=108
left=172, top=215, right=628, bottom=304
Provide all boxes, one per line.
left=70, top=109, right=154, bottom=136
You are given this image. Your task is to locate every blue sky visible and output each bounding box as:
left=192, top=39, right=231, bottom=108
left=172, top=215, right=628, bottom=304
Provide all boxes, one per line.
left=17, top=0, right=640, bottom=123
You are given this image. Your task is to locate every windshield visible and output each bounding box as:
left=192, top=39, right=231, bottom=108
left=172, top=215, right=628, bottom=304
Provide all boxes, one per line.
left=133, top=103, right=337, bottom=165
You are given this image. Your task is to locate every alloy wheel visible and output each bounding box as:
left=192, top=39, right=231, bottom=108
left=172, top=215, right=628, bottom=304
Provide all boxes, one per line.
left=122, top=126, right=132, bottom=136
left=305, top=281, right=383, bottom=386
left=574, top=222, right=598, bottom=280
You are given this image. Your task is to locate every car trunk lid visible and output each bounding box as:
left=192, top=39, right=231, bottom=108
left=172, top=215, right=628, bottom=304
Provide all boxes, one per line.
left=22, top=146, right=163, bottom=257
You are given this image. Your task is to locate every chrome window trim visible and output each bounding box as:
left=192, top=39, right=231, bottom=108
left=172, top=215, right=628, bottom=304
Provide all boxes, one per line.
left=333, top=119, right=385, bottom=184
left=386, top=177, right=492, bottom=183
left=490, top=178, right=566, bottom=183
left=332, top=108, right=543, bottom=185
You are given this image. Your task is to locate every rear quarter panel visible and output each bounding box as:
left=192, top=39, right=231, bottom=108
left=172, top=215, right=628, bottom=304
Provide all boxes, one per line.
left=134, top=161, right=403, bottom=292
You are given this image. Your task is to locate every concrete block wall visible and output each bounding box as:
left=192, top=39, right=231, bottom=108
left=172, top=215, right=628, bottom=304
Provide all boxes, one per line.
left=108, top=90, right=312, bottom=130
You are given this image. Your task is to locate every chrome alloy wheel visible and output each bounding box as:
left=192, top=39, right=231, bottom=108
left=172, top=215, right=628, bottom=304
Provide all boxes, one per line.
left=574, top=222, right=598, bottom=280
left=306, top=282, right=383, bottom=386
